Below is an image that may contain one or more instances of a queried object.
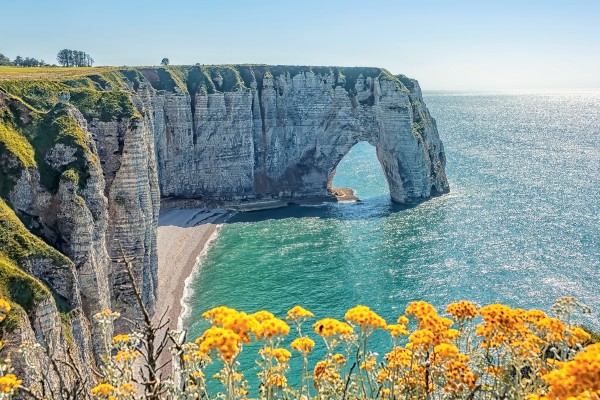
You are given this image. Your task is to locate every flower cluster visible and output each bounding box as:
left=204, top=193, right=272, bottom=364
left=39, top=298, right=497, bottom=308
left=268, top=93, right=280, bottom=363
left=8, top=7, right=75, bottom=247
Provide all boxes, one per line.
left=345, top=305, right=387, bottom=331
left=446, top=300, right=479, bottom=321
left=256, top=317, right=290, bottom=340
left=291, top=337, right=315, bottom=355
left=312, top=318, right=353, bottom=338
left=528, top=343, right=600, bottom=400
left=0, top=374, right=21, bottom=395
left=286, top=305, right=314, bottom=321
left=260, top=347, right=291, bottom=364
left=0, top=295, right=597, bottom=400
left=196, top=326, right=241, bottom=362
left=406, top=301, right=459, bottom=347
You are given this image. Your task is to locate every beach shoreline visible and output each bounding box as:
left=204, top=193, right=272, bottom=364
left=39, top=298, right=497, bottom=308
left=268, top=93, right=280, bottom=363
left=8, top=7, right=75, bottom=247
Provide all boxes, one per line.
left=154, top=208, right=233, bottom=336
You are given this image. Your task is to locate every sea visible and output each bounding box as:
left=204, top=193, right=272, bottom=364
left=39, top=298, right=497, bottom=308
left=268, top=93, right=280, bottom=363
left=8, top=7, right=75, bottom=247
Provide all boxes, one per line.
left=182, top=90, right=600, bottom=390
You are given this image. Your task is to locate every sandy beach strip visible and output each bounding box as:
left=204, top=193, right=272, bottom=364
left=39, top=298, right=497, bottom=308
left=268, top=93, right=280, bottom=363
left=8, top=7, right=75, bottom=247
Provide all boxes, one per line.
left=154, top=208, right=231, bottom=334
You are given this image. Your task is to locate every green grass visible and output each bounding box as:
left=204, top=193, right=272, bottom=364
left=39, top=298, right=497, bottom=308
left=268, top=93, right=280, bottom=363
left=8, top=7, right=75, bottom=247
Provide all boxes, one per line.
left=29, top=106, right=94, bottom=191
left=0, top=122, right=36, bottom=167
left=0, top=66, right=118, bottom=81
left=68, top=90, right=139, bottom=121
left=0, top=79, right=139, bottom=122
left=60, top=168, right=80, bottom=186
left=0, top=91, right=116, bottom=196
left=0, top=198, right=70, bottom=267
left=0, top=257, right=51, bottom=316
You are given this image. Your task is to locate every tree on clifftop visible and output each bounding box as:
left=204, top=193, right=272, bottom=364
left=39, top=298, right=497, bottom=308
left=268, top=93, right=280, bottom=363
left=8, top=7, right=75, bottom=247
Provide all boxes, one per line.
left=57, top=49, right=94, bottom=67
left=161, top=57, right=170, bottom=66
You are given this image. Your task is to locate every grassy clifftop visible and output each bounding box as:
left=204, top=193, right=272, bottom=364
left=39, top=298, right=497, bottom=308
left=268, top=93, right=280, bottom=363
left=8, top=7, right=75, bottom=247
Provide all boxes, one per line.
left=0, top=64, right=410, bottom=98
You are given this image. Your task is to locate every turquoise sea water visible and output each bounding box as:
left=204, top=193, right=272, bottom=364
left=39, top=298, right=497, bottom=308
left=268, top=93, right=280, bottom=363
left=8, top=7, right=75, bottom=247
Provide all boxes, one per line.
left=184, top=91, right=599, bottom=387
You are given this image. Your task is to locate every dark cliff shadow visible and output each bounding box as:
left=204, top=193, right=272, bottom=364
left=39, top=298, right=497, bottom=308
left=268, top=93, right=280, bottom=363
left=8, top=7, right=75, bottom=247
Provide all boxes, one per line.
left=227, top=195, right=431, bottom=224
left=158, top=192, right=449, bottom=226
left=158, top=208, right=231, bottom=228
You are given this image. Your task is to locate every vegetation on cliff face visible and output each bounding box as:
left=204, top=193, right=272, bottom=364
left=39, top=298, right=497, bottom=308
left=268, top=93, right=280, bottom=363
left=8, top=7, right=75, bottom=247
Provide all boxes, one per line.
left=0, top=199, right=69, bottom=326
left=0, top=78, right=138, bottom=121
left=0, top=95, right=95, bottom=197
left=0, top=92, right=95, bottom=331
left=0, top=123, right=36, bottom=168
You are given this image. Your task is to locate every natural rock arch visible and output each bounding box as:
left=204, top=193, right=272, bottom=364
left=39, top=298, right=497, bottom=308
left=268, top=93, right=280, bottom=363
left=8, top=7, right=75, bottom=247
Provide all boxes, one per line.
left=152, top=66, right=449, bottom=205
left=326, top=141, right=390, bottom=198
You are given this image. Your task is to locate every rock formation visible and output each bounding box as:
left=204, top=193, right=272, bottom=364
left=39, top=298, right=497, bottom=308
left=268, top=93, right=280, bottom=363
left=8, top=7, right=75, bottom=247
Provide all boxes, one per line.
left=0, top=65, right=448, bottom=383
left=142, top=66, right=448, bottom=205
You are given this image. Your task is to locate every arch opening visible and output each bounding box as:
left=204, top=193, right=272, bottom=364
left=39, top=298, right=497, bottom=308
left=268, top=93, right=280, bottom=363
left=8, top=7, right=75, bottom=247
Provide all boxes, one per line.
left=328, top=141, right=390, bottom=201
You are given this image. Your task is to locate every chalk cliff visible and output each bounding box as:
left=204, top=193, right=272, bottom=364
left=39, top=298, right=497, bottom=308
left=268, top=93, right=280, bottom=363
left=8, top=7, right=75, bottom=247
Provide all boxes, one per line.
left=140, top=66, right=448, bottom=205
left=0, top=65, right=448, bottom=383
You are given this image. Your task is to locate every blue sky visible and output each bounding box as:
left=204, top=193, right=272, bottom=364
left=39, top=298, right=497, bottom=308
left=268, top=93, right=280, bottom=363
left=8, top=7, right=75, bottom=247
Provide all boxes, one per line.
left=1, top=0, right=599, bottom=90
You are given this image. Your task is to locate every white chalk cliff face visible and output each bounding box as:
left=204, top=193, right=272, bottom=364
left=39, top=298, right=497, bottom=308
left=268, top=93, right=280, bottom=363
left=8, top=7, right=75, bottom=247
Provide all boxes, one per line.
left=0, top=66, right=448, bottom=381
left=143, top=67, right=448, bottom=205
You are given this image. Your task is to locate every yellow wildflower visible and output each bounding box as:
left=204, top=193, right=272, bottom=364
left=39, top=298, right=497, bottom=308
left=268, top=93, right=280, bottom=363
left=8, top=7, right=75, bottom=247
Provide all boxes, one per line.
left=538, top=343, right=600, bottom=399
left=196, top=326, right=241, bottom=361
left=91, top=383, right=115, bottom=396
left=360, top=355, right=377, bottom=370
left=0, top=298, right=11, bottom=322
left=112, top=334, right=131, bottom=344
left=313, top=318, right=353, bottom=338
left=534, top=317, right=566, bottom=342
left=567, top=326, right=592, bottom=346
left=408, top=329, right=435, bottom=348
left=332, top=353, right=346, bottom=365
left=0, top=374, right=21, bottom=394
left=446, top=300, right=478, bottom=320
left=118, top=382, right=136, bottom=395
left=290, top=337, right=315, bottom=355
left=260, top=347, right=291, bottom=363
left=345, top=305, right=387, bottom=330
left=252, top=310, right=275, bottom=322
left=286, top=305, right=314, bottom=321
left=433, top=343, right=460, bottom=359
left=114, top=348, right=141, bottom=363
left=267, top=374, right=287, bottom=388
left=386, top=323, right=409, bottom=337
left=385, top=346, right=412, bottom=369
left=377, top=368, right=390, bottom=383
left=405, top=301, right=438, bottom=319
left=218, top=310, right=260, bottom=343
left=256, top=317, right=290, bottom=340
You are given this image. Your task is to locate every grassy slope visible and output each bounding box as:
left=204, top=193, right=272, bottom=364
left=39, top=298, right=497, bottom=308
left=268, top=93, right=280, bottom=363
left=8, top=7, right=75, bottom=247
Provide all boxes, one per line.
left=0, top=198, right=73, bottom=328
